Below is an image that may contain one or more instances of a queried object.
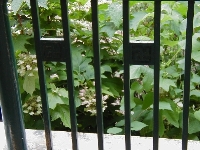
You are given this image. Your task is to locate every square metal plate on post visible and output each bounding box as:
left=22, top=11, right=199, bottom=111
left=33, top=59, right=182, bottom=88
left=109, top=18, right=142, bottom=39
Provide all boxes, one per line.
left=40, top=38, right=67, bottom=62
left=129, top=41, right=154, bottom=65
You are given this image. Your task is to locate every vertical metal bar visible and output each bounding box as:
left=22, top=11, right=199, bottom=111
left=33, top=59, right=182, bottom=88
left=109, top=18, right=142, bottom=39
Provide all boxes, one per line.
left=0, top=0, right=27, bottom=149
left=182, top=1, right=194, bottom=150
left=153, top=0, right=161, bottom=150
left=123, top=0, right=131, bottom=150
left=60, top=0, right=78, bottom=150
left=30, top=0, right=53, bottom=149
left=91, top=0, right=104, bottom=150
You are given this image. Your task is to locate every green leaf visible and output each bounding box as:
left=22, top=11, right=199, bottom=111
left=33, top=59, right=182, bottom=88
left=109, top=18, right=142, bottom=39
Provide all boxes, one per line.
left=130, top=65, right=143, bottom=79
left=194, top=110, right=200, bottom=121
left=79, top=58, right=92, bottom=73
left=161, top=3, right=172, bottom=14
left=120, top=91, right=136, bottom=111
left=159, top=101, right=172, bottom=110
left=159, top=111, right=165, bottom=136
left=101, top=65, right=112, bottom=74
left=38, top=0, right=48, bottom=8
left=100, top=23, right=116, bottom=37
left=99, top=3, right=108, bottom=11
left=142, top=92, right=153, bottom=109
left=23, top=74, right=35, bottom=95
left=58, top=88, right=68, bottom=98
left=179, top=33, right=200, bottom=51
left=107, top=127, right=122, bottom=134
left=189, top=113, right=200, bottom=134
left=116, top=120, right=125, bottom=127
left=179, top=19, right=187, bottom=35
left=143, top=73, right=153, bottom=91
left=131, top=121, right=148, bottom=131
left=130, top=65, right=153, bottom=91
left=131, top=81, right=143, bottom=92
left=51, top=105, right=71, bottom=128
left=192, top=51, right=200, bottom=62
left=190, top=90, right=200, bottom=97
left=188, top=134, right=199, bottom=141
left=117, top=44, right=123, bottom=55
left=72, top=50, right=91, bottom=73
left=142, top=110, right=153, bottom=131
left=165, top=66, right=180, bottom=77
left=177, top=58, right=185, bottom=70
left=130, top=90, right=136, bottom=108
left=57, top=70, right=67, bottom=80
left=11, top=0, right=23, bottom=13
left=102, top=78, right=122, bottom=97
left=130, top=11, right=147, bottom=31
left=162, top=110, right=179, bottom=128
left=25, top=0, right=48, bottom=8
left=161, top=39, right=178, bottom=47
left=191, top=74, right=200, bottom=84
left=192, top=33, right=200, bottom=51
left=107, top=2, right=122, bottom=27
left=13, top=35, right=30, bottom=52
left=83, top=65, right=94, bottom=80
left=175, top=2, right=188, bottom=17
left=75, top=91, right=81, bottom=108
left=48, top=93, right=65, bottom=109
left=161, top=14, right=173, bottom=24
left=129, top=65, right=153, bottom=91
left=130, top=65, right=153, bottom=79
left=160, top=78, right=176, bottom=92
left=178, top=39, right=186, bottom=50
left=193, top=12, right=200, bottom=28
left=102, top=86, right=114, bottom=97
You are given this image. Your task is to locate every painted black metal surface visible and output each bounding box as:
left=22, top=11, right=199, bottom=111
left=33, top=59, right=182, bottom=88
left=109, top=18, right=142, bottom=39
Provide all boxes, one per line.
left=182, top=1, right=194, bottom=150
left=129, top=41, right=154, bottom=65
left=30, top=1, right=53, bottom=149
left=40, top=38, right=67, bottom=62
left=91, top=0, right=104, bottom=150
left=0, top=0, right=27, bottom=149
left=60, top=0, right=78, bottom=149
left=123, top=1, right=131, bottom=150
left=153, top=1, right=161, bottom=150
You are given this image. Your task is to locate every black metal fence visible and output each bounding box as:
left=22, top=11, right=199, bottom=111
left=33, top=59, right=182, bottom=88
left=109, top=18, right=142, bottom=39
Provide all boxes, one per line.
left=0, top=0, right=196, bottom=150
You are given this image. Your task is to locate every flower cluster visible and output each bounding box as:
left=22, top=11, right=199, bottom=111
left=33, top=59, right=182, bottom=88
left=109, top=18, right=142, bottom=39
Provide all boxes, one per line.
left=16, top=53, right=38, bottom=77
left=22, top=96, right=42, bottom=115
left=79, top=87, right=109, bottom=115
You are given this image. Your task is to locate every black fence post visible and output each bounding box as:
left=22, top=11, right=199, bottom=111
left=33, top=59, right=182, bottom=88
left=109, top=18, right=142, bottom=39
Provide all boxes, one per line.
left=0, top=0, right=27, bottom=150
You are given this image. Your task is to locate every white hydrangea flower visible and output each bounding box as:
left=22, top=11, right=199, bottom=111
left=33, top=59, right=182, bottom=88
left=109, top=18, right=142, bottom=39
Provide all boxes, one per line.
left=30, top=55, right=36, bottom=59
left=102, top=95, right=109, bottom=100
left=50, top=74, right=59, bottom=79
left=26, top=65, right=32, bottom=70
left=27, top=106, right=32, bottom=110
left=23, top=110, right=28, bottom=113
left=36, top=96, right=41, bottom=102
left=29, top=112, right=34, bottom=115
left=17, top=60, right=24, bottom=65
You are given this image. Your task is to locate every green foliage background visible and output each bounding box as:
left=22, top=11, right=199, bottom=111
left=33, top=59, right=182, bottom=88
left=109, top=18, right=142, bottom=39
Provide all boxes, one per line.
left=9, top=0, right=200, bottom=140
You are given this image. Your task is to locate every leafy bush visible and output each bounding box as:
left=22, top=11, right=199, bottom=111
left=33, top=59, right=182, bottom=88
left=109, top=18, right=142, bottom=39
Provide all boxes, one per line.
left=10, top=0, right=200, bottom=140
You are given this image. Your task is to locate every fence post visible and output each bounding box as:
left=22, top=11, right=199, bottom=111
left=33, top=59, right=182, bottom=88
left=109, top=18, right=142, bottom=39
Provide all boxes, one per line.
left=0, top=0, right=27, bottom=149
